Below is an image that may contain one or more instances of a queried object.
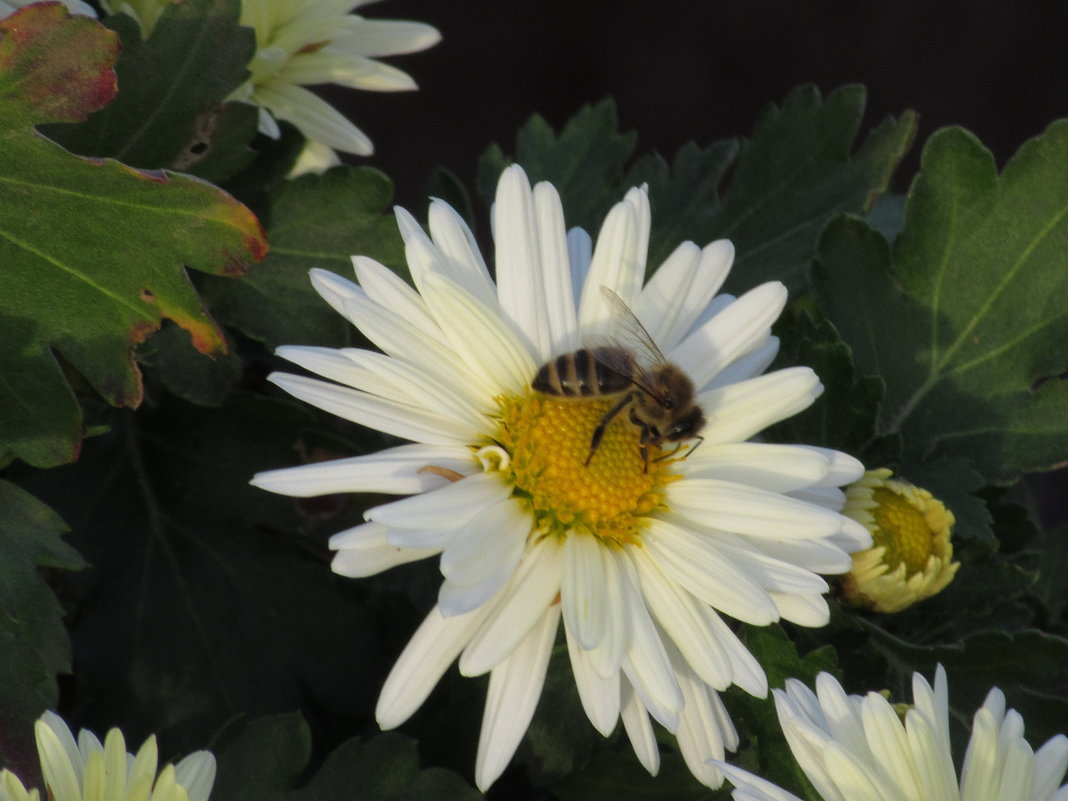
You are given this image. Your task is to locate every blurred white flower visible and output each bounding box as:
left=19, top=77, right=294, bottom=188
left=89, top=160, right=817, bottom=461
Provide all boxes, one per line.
left=101, top=0, right=440, bottom=173
left=718, top=666, right=1068, bottom=801
left=0, top=711, right=215, bottom=801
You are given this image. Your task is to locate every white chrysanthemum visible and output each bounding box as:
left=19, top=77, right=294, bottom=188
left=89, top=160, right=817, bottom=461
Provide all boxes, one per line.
left=717, top=666, right=1068, bottom=801
left=252, top=164, right=872, bottom=790
left=100, top=0, right=439, bottom=173
left=0, top=0, right=96, bottom=17
left=0, top=711, right=215, bottom=801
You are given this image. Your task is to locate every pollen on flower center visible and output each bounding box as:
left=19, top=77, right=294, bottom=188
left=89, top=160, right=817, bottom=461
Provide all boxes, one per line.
left=870, top=486, right=932, bottom=576
left=490, top=392, right=677, bottom=544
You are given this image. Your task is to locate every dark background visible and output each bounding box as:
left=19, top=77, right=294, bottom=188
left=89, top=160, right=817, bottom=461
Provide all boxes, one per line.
left=332, top=0, right=1068, bottom=210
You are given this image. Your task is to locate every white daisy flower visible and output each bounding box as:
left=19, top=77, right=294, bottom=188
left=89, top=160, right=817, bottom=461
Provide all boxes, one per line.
left=99, top=0, right=439, bottom=172
left=252, top=164, right=872, bottom=790
left=717, top=665, right=1068, bottom=801
left=0, top=711, right=215, bottom=801
left=0, top=0, right=96, bottom=18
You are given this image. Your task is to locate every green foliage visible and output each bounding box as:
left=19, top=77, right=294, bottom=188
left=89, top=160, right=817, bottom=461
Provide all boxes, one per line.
left=200, top=166, right=405, bottom=349
left=43, top=0, right=256, bottom=182
left=212, top=714, right=312, bottom=801
left=552, top=748, right=727, bottom=801
left=0, top=481, right=83, bottom=774
left=19, top=394, right=386, bottom=750
left=813, top=124, right=1068, bottom=482
left=478, top=87, right=916, bottom=294
left=0, top=5, right=266, bottom=468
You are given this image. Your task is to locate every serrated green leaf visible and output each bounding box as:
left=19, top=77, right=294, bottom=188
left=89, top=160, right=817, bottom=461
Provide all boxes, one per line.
left=477, top=100, right=638, bottom=234
left=200, top=166, right=403, bottom=349
left=1035, top=524, right=1068, bottom=625
left=19, top=394, right=387, bottom=752
left=0, top=5, right=267, bottom=468
left=716, top=85, right=915, bottom=294
left=766, top=310, right=883, bottom=456
left=813, top=124, right=1068, bottom=481
left=283, top=734, right=480, bottom=801
left=212, top=713, right=312, bottom=801
left=43, top=0, right=256, bottom=181
left=476, top=88, right=914, bottom=298
left=0, top=480, right=83, bottom=774
left=137, top=322, right=242, bottom=407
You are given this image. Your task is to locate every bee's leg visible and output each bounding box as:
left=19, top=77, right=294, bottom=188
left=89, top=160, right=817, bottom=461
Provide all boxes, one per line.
left=585, top=393, right=634, bottom=466
left=631, top=412, right=654, bottom=473
left=652, top=442, right=683, bottom=462
left=684, top=435, right=705, bottom=460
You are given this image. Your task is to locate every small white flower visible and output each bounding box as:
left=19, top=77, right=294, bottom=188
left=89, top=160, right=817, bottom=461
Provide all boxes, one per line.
left=100, top=0, right=440, bottom=172
left=717, top=665, right=1068, bottom=801
left=0, top=0, right=96, bottom=18
left=252, top=164, right=871, bottom=790
left=0, top=711, right=215, bottom=801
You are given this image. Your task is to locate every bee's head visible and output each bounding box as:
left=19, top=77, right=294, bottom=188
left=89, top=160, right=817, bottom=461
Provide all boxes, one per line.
left=665, top=406, right=705, bottom=441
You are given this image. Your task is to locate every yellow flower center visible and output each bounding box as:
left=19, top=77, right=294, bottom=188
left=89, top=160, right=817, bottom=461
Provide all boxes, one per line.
left=871, top=486, right=933, bottom=576
left=490, top=392, right=679, bottom=545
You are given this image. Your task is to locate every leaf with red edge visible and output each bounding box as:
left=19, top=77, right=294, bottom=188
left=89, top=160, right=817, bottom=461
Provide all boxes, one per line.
left=0, top=4, right=267, bottom=468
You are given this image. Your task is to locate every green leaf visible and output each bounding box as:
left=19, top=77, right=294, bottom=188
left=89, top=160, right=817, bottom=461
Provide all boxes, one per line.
left=201, top=166, right=404, bottom=349
left=282, top=733, right=480, bottom=801
left=477, top=99, right=638, bottom=233
left=0, top=480, right=83, bottom=774
left=813, top=124, right=1068, bottom=481
left=0, top=5, right=267, bottom=467
left=19, top=394, right=388, bottom=752
left=1034, top=524, right=1068, bottom=625
left=714, top=85, right=915, bottom=294
left=477, top=89, right=914, bottom=296
left=43, top=0, right=257, bottom=182
left=137, top=322, right=242, bottom=407
left=212, top=713, right=312, bottom=801
left=766, top=310, right=884, bottom=456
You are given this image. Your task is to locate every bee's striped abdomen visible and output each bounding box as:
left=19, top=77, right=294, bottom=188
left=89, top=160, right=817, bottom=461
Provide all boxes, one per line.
left=532, top=348, right=632, bottom=396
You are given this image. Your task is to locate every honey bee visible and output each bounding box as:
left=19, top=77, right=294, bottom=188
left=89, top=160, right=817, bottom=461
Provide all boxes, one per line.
left=531, top=286, right=705, bottom=471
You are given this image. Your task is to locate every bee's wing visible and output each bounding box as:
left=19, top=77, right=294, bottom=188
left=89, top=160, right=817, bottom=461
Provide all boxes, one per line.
left=598, top=286, right=669, bottom=366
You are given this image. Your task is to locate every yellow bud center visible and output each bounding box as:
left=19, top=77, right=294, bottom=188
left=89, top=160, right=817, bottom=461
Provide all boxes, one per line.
left=490, top=392, right=679, bottom=544
left=871, top=486, right=933, bottom=576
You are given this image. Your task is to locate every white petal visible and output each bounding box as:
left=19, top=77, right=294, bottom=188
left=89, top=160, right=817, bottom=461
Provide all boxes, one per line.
left=1034, top=735, right=1068, bottom=801
left=567, top=227, right=593, bottom=295
left=638, top=239, right=733, bottom=352
left=365, top=472, right=509, bottom=529
left=279, top=51, right=418, bottom=91
left=309, top=267, right=362, bottom=317
left=561, top=534, right=609, bottom=650
left=628, top=545, right=733, bottom=690
left=565, top=625, right=621, bottom=736
left=699, top=367, right=821, bottom=445
left=770, top=592, right=830, bottom=627
left=35, top=718, right=82, bottom=801
left=584, top=547, right=633, bottom=678
left=350, top=255, right=438, bottom=337
left=376, top=603, right=494, bottom=729
left=173, top=752, right=216, bottom=801
left=706, top=336, right=780, bottom=390
left=421, top=272, right=538, bottom=394
left=460, top=537, right=564, bottom=675
left=494, top=165, right=553, bottom=358
left=440, top=498, right=529, bottom=586
left=335, top=19, right=441, bottom=56
left=251, top=443, right=473, bottom=497
left=751, top=537, right=854, bottom=575
left=668, top=478, right=846, bottom=540
left=252, top=79, right=373, bottom=155
left=642, top=517, right=779, bottom=624
left=800, top=446, right=866, bottom=487
left=577, top=196, right=642, bottom=334
left=619, top=561, right=683, bottom=731
left=620, top=677, right=660, bottom=777
left=329, top=522, right=438, bottom=576
left=715, top=762, right=806, bottom=801
left=427, top=199, right=498, bottom=308
left=674, top=282, right=787, bottom=390
left=268, top=372, right=473, bottom=444
left=674, top=665, right=731, bottom=789
left=534, top=181, right=579, bottom=354
left=475, top=605, right=560, bottom=791
left=681, top=442, right=832, bottom=494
